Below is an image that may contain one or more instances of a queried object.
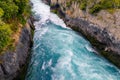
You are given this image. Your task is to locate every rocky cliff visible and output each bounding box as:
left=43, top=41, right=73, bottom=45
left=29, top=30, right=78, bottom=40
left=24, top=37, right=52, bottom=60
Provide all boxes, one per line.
left=45, top=0, right=120, bottom=68
left=0, top=18, right=34, bottom=80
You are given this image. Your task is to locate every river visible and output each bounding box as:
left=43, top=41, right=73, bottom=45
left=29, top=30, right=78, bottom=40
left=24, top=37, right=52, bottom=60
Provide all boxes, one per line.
left=25, top=0, right=120, bottom=80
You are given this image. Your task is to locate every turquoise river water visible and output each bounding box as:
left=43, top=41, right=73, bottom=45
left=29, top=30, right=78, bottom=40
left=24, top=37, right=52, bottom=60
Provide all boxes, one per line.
left=25, top=0, right=120, bottom=80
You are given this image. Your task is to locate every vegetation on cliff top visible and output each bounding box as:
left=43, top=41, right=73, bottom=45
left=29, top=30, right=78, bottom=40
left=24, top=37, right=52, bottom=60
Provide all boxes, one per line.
left=66, top=0, right=120, bottom=14
left=0, top=0, right=31, bottom=54
left=88, top=0, right=120, bottom=14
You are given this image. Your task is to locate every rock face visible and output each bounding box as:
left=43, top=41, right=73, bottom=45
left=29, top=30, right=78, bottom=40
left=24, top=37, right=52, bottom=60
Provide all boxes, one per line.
left=44, top=0, right=120, bottom=68
left=0, top=20, right=33, bottom=80
left=42, top=0, right=51, bottom=5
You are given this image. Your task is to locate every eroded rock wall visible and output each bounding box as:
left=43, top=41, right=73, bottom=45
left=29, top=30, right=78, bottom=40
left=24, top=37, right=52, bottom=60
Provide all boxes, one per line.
left=0, top=20, right=33, bottom=80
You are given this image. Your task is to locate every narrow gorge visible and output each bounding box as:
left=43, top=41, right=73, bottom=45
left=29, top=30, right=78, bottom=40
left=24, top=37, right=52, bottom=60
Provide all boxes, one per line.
left=25, top=0, right=120, bottom=80
left=0, top=0, right=120, bottom=80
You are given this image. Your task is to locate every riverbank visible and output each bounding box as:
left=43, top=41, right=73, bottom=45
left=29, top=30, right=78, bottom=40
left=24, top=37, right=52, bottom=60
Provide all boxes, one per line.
left=0, top=17, right=34, bottom=80
left=44, top=0, right=120, bottom=68
left=0, top=0, right=35, bottom=79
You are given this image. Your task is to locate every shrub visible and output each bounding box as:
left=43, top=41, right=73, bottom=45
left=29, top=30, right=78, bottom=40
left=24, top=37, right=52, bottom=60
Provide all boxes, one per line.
left=89, top=0, right=120, bottom=14
left=0, top=8, right=4, bottom=17
left=80, top=2, right=87, bottom=10
left=0, top=24, right=12, bottom=52
left=100, top=0, right=113, bottom=9
left=66, top=2, right=71, bottom=7
left=14, top=0, right=29, bottom=14
left=114, top=0, right=120, bottom=8
left=0, top=1, right=18, bottom=19
left=89, top=4, right=102, bottom=14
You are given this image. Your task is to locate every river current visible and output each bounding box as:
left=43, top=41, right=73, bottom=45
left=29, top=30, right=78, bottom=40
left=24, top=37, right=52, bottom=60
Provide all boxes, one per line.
left=25, top=0, right=120, bottom=80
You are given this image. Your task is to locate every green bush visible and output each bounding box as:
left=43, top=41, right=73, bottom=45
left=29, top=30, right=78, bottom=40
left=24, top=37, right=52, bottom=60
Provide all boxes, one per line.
left=80, top=2, right=87, bottom=10
left=0, top=8, right=4, bottom=17
left=89, top=0, right=120, bottom=14
left=14, top=0, right=29, bottom=14
left=0, top=1, right=18, bottom=19
left=66, top=2, right=71, bottom=7
left=0, top=0, right=30, bottom=19
left=89, top=4, right=102, bottom=14
left=100, top=0, right=113, bottom=9
left=114, top=0, right=120, bottom=8
left=0, top=24, right=12, bottom=52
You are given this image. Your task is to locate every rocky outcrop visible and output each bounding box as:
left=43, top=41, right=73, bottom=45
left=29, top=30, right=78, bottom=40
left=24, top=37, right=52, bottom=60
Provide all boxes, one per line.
left=0, top=19, right=33, bottom=80
left=44, top=0, right=120, bottom=68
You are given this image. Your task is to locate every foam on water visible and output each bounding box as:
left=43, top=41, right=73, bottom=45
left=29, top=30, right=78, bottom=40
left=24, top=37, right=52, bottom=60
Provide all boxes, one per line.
left=31, top=0, right=67, bottom=29
left=50, top=13, right=67, bottom=28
